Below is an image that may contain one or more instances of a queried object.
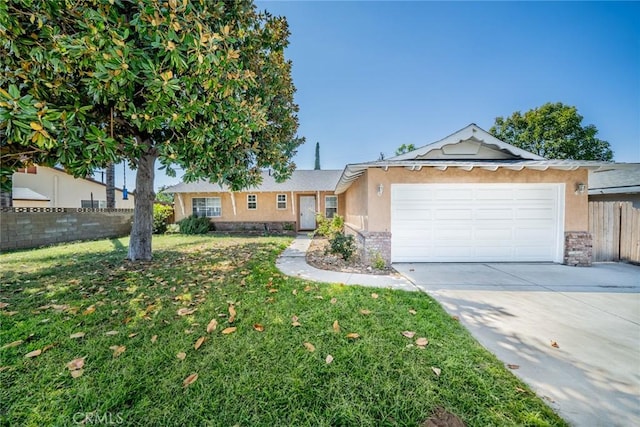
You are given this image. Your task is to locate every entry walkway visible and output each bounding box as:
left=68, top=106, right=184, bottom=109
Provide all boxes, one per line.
left=276, top=234, right=416, bottom=292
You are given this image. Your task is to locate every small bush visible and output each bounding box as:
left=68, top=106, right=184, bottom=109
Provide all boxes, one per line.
left=329, top=232, right=356, bottom=261
left=177, top=215, right=210, bottom=235
left=370, top=251, right=386, bottom=270
left=166, top=223, right=180, bottom=234
left=153, top=204, right=174, bottom=234
left=315, top=214, right=344, bottom=239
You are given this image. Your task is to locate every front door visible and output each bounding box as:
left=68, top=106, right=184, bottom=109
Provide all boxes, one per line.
left=299, top=196, right=316, bottom=230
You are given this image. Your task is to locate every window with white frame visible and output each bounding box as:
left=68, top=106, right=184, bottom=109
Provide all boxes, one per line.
left=325, top=195, right=338, bottom=218
left=81, top=200, right=107, bottom=208
left=247, top=194, right=257, bottom=210
left=192, top=197, right=221, bottom=217
left=276, top=194, right=287, bottom=210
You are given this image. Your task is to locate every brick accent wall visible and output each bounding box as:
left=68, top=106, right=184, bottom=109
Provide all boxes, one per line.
left=1, top=208, right=134, bottom=251
left=209, top=221, right=296, bottom=235
left=345, top=224, right=391, bottom=264
left=564, top=231, right=592, bottom=267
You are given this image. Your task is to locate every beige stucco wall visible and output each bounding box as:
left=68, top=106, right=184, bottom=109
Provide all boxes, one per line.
left=174, top=191, right=344, bottom=230
left=344, top=170, right=369, bottom=231
left=344, top=167, right=589, bottom=232
left=13, top=200, right=50, bottom=208
left=12, top=166, right=135, bottom=208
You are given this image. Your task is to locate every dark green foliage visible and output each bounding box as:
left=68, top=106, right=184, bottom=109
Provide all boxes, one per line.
left=329, top=232, right=356, bottom=261
left=177, top=215, right=210, bottom=235
left=152, top=204, right=173, bottom=234
left=315, top=214, right=344, bottom=239
left=314, top=142, right=321, bottom=170
left=490, top=102, right=613, bottom=160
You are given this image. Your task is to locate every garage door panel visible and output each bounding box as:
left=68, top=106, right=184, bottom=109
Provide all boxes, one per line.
left=391, top=183, right=563, bottom=262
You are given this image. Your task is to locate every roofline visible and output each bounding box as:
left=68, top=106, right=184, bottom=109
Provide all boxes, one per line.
left=334, top=160, right=632, bottom=194
left=50, top=166, right=129, bottom=192
left=387, top=123, right=547, bottom=161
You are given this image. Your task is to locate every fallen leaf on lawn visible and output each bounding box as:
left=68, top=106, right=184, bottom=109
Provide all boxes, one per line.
left=105, top=330, right=119, bottom=336
left=371, top=293, right=379, bottom=299
left=291, top=315, right=301, bottom=327
left=1, top=340, right=23, bottom=349
left=332, top=320, right=340, bottom=333
left=253, top=324, right=264, bottom=332
left=151, top=335, right=158, bottom=343
left=228, top=304, right=236, bottom=323
left=70, top=369, right=84, bottom=378
left=402, top=331, right=416, bottom=338
left=25, top=349, right=42, bottom=358
left=268, top=288, right=278, bottom=293
left=346, top=333, right=360, bottom=339
left=415, top=337, right=428, bottom=347
left=177, top=308, right=196, bottom=316
left=0, top=302, right=9, bottom=309
left=206, top=319, right=218, bottom=333
left=292, top=289, right=298, bottom=295
left=183, top=373, right=198, bottom=387
left=314, top=295, right=324, bottom=300
left=221, top=327, right=236, bottom=335
left=325, top=354, right=334, bottom=364
left=67, top=357, right=85, bottom=370
left=177, top=352, right=186, bottom=360
left=409, top=309, right=417, bottom=315
left=128, top=333, right=138, bottom=338
left=70, top=332, right=85, bottom=339
left=303, top=285, right=313, bottom=292
left=194, top=336, right=205, bottom=350
left=551, top=340, right=559, bottom=348
left=42, top=344, right=55, bottom=353
left=431, top=366, right=441, bottom=377
left=507, top=364, right=520, bottom=370
left=109, top=345, right=126, bottom=358
left=451, top=315, right=459, bottom=321
left=303, top=342, right=315, bottom=352
left=515, top=386, right=529, bottom=394
left=359, top=309, right=372, bottom=315
left=3, top=311, right=18, bottom=316
left=83, top=305, right=96, bottom=315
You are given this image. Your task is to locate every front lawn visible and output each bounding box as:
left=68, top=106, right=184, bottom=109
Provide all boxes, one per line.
left=0, top=235, right=566, bottom=426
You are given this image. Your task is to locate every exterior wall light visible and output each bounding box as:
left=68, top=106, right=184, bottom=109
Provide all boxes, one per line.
left=377, top=184, right=384, bottom=196
left=575, top=183, right=586, bottom=194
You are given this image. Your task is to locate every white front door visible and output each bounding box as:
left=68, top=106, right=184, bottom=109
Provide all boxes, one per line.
left=391, top=183, right=565, bottom=263
left=299, top=196, right=317, bottom=230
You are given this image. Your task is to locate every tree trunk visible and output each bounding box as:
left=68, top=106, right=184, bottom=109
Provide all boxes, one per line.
left=128, top=148, right=156, bottom=261
left=106, top=163, right=115, bottom=208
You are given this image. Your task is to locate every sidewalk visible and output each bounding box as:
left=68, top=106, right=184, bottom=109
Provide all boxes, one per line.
left=276, top=234, right=417, bottom=292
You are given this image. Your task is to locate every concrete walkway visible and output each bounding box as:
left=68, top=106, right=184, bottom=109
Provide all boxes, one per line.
left=276, top=234, right=416, bottom=292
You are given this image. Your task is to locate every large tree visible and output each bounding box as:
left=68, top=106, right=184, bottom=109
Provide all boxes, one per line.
left=0, top=0, right=303, bottom=260
left=490, top=102, right=613, bottom=161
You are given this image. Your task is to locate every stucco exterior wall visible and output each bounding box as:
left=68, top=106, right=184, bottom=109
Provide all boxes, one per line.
left=12, top=167, right=134, bottom=209
left=359, top=167, right=588, bottom=232
left=343, top=170, right=369, bottom=231
left=174, top=191, right=344, bottom=230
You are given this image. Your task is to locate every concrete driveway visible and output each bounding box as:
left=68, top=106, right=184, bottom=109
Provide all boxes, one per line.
left=393, top=262, right=640, bottom=427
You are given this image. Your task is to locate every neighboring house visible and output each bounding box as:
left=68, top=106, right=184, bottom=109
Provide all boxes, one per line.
left=167, top=170, right=343, bottom=232
left=588, top=167, right=640, bottom=207
left=336, top=124, right=621, bottom=266
left=11, top=166, right=134, bottom=208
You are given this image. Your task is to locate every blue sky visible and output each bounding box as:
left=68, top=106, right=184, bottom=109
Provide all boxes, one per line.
left=115, top=1, right=640, bottom=190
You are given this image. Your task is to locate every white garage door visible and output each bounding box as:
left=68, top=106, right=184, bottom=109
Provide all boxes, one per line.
left=391, top=183, right=564, bottom=262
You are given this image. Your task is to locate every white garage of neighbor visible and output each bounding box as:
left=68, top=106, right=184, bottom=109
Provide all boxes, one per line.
left=391, top=183, right=565, bottom=263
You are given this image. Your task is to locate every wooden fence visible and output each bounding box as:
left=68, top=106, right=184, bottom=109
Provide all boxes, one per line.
left=588, top=201, right=640, bottom=263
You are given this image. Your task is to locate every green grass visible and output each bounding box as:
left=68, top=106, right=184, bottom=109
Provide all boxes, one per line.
left=0, top=235, right=567, bottom=426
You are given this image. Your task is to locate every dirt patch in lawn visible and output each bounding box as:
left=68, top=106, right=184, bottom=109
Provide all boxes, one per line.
left=305, top=236, right=394, bottom=275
